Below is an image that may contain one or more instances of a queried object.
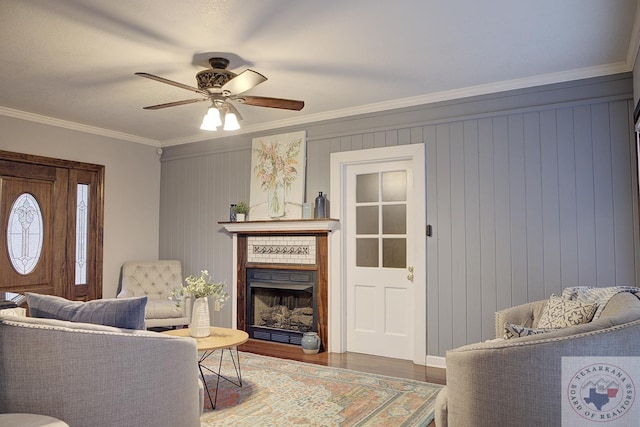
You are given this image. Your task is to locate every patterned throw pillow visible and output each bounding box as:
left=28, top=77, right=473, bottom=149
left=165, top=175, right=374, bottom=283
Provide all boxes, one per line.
left=26, top=293, right=147, bottom=330
left=503, top=322, right=558, bottom=339
left=537, top=295, right=597, bottom=329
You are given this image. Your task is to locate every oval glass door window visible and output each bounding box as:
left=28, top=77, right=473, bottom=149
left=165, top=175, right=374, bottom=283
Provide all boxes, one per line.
left=7, top=193, right=44, bottom=275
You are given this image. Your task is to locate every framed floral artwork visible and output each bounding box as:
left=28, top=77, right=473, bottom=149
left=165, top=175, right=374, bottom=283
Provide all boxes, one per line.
left=249, top=131, right=306, bottom=220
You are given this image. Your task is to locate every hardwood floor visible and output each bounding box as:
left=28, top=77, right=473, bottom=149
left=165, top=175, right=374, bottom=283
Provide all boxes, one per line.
left=239, top=339, right=446, bottom=427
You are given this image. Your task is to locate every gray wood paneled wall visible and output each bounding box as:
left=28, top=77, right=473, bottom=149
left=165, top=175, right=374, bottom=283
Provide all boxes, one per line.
left=161, top=74, right=639, bottom=357
left=425, top=101, right=638, bottom=355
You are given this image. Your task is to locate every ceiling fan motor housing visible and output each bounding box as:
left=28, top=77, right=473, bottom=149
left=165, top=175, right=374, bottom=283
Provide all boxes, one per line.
left=196, top=57, right=236, bottom=91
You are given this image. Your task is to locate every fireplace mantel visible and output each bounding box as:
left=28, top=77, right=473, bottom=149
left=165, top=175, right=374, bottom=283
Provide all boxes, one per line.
left=221, top=219, right=338, bottom=234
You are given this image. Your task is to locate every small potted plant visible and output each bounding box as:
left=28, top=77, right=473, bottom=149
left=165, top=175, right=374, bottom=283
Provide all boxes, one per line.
left=233, top=201, right=249, bottom=221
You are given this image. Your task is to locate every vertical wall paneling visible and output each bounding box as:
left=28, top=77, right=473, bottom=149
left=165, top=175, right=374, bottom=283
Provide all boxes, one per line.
left=164, top=160, right=178, bottom=260
left=523, top=112, right=544, bottom=303
left=374, top=131, right=386, bottom=148
left=508, top=114, right=528, bottom=306
left=363, top=133, right=375, bottom=149
left=398, top=128, right=410, bottom=145
left=557, top=108, right=580, bottom=285
left=574, top=105, right=598, bottom=282
left=159, top=161, right=169, bottom=256
left=160, top=76, right=637, bottom=356
left=351, top=134, right=364, bottom=151
left=159, top=147, right=254, bottom=327
left=436, top=123, right=453, bottom=352
left=212, top=153, right=227, bottom=325
left=463, top=120, right=482, bottom=344
left=425, top=124, right=440, bottom=354
left=305, top=136, right=321, bottom=203
left=340, top=136, right=352, bottom=152
left=204, top=156, right=214, bottom=277
left=478, top=118, right=498, bottom=339
left=493, top=116, right=513, bottom=311
left=539, top=110, right=562, bottom=298
left=176, top=160, right=188, bottom=263
left=386, top=130, right=398, bottom=146
left=611, top=101, right=636, bottom=284
left=591, top=103, right=616, bottom=283
left=411, top=126, right=424, bottom=145
left=450, top=122, right=467, bottom=348
left=327, top=138, right=342, bottom=207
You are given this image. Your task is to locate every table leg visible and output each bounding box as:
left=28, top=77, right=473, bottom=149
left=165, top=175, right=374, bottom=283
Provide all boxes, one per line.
left=197, top=361, right=215, bottom=410
left=198, top=347, right=243, bottom=410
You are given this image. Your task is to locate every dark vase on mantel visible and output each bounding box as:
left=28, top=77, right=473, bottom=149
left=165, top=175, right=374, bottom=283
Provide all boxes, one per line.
left=314, top=192, right=326, bottom=219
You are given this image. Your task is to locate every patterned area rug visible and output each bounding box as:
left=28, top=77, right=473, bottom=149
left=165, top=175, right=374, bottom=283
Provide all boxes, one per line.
left=199, top=351, right=442, bottom=426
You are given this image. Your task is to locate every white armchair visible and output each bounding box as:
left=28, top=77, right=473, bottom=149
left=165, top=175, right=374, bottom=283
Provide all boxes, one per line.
left=117, top=260, right=191, bottom=328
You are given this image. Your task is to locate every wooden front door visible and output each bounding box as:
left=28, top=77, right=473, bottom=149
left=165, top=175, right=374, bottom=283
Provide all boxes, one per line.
left=0, top=150, right=103, bottom=301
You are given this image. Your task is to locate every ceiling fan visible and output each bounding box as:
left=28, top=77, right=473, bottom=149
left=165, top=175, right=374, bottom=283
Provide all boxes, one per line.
left=135, top=57, right=304, bottom=130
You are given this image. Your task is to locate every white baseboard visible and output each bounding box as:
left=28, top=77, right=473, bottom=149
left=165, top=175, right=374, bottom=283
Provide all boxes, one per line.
left=426, top=355, right=446, bottom=369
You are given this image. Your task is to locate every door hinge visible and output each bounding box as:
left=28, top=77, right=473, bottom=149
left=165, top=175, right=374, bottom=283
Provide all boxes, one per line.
left=426, top=224, right=432, bottom=237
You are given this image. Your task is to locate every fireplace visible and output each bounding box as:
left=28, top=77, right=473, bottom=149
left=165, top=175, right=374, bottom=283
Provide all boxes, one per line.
left=246, top=268, right=317, bottom=345
left=221, top=219, right=337, bottom=353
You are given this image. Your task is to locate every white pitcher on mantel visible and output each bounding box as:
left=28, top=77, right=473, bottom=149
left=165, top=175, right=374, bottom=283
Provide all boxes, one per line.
left=190, top=297, right=211, bottom=337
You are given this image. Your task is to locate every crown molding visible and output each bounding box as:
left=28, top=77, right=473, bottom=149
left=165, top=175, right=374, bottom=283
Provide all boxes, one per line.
left=162, top=62, right=632, bottom=146
left=0, top=106, right=160, bottom=147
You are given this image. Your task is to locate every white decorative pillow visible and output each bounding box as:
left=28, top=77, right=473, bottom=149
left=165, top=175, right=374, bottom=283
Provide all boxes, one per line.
left=504, top=322, right=558, bottom=339
left=537, top=295, right=597, bottom=328
left=0, top=307, right=27, bottom=317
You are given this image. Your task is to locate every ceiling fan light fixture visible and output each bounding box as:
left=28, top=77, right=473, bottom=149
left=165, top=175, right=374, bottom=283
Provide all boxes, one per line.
left=223, top=111, right=240, bottom=131
left=200, top=106, right=222, bottom=131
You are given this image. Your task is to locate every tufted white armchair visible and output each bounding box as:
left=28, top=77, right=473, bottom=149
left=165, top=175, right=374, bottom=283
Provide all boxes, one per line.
left=117, top=260, right=191, bottom=328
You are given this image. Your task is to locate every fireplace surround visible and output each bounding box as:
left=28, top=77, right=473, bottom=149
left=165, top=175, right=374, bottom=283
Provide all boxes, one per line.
left=222, top=219, right=337, bottom=352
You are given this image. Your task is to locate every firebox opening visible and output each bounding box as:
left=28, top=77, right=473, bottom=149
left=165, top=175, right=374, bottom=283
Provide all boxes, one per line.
left=247, top=269, right=317, bottom=345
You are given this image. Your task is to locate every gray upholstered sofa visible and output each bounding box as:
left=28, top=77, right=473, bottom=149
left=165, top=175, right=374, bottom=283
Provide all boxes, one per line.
left=0, top=313, right=203, bottom=427
left=435, top=291, right=640, bottom=427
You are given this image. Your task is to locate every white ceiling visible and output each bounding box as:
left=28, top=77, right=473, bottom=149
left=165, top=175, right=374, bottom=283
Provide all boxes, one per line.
left=1, top=0, right=639, bottom=147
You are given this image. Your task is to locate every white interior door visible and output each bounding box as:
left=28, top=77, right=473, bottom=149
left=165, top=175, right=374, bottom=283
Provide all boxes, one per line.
left=329, top=144, right=426, bottom=364
left=345, top=160, right=416, bottom=359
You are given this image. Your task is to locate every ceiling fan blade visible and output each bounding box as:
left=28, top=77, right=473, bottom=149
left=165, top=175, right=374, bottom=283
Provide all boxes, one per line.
left=235, top=95, right=304, bottom=111
left=142, top=98, right=208, bottom=110
left=221, top=69, right=267, bottom=95
left=135, top=72, right=208, bottom=96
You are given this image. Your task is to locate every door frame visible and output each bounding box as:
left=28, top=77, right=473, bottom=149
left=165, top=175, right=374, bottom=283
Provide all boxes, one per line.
left=329, top=144, right=426, bottom=364
left=0, top=149, right=104, bottom=301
